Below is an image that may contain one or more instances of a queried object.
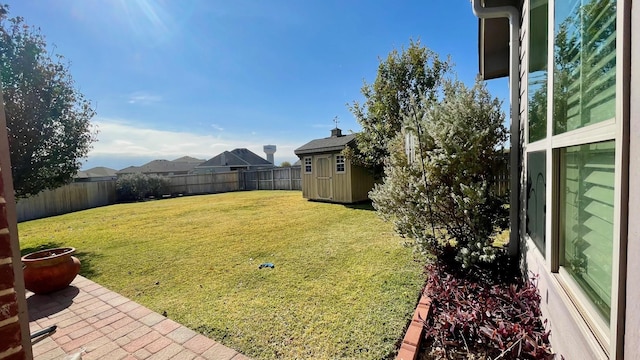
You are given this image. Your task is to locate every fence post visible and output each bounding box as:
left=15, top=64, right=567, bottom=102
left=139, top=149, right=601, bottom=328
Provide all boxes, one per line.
left=289, top=167, right=292, bottom=190
left=271, top=169, right=274, bottom=190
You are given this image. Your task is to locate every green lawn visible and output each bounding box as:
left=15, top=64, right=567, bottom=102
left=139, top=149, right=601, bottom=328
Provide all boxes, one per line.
left=19, top=191, right=425, bottom=359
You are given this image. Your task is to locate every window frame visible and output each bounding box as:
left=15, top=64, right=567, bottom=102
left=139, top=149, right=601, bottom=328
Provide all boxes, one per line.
left=335, top=155, right=345, bottom=173
left=521, top=0, right=629, bottom=356
left=526, top=150, right=547, bottom=256
left=304, top=157, right=312, bottom=174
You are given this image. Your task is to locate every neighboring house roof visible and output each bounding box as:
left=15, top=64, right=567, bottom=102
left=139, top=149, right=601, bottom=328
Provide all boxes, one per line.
left=197, top=148, right=272, bottom=167
left=294, top=131, right=356, bottom=156
left=117, top=166, right=140, bottom=174
left=117, top=157, right=204, bottom=175
left=75, top=167, right=118, bottom=179
left=293, top=160, right=301, bottom=166
left=172, top=156, right=206, bottom=163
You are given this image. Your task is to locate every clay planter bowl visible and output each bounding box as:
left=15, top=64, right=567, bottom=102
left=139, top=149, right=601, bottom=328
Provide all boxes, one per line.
left=22, top=247, right=81, bottom=294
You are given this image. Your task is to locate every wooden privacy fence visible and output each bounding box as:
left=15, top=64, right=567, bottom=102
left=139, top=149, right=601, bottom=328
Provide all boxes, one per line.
left=493, top=170, right=510, bottom=196
left=16, top=168, right=302, bottom=222
left=16, top=165, right=504, bottom=222
left=167, top=172, right=241, bottom=195
left=493, top=152, right=510, bottom=196
left=241, top=167, right=301, bottom=190
left=16, top=180, right=117, bottom=222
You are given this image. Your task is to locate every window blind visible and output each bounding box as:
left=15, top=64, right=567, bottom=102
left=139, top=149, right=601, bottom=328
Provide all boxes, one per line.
left=553, top=0, right=616, bottom=134
left=560, top=141, right=615, bottom=322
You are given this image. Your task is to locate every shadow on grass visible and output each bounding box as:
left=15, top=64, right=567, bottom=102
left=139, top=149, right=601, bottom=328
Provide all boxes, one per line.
left=20, top=242, right=65, bottom=257
left=20, top=242, right=102, bottom=278
left=75, top=249, right=102, bottom=278
left=343, top=201, right=375, bottom=211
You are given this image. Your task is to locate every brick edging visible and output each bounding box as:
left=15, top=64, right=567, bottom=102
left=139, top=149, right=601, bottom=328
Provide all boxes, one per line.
left=396, top=294, right=432, bottom=360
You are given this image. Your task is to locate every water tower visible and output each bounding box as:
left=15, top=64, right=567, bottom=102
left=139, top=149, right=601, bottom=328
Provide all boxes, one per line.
left=263, top=145, right=276, bottom=164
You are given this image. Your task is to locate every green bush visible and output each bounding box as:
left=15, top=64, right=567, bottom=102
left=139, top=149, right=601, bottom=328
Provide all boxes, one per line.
left=116, top=174, right=171, bottom=202
left=370, top=78, right=509, bottom=269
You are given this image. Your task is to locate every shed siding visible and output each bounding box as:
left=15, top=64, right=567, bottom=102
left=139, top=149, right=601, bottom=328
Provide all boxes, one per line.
left=350, top=164, right=375, bottom=202
left=299, top=153, right=374, bottom=203
left=301, top=157, right=315, bottom=200
left=333, top=156, right=351, bottom=202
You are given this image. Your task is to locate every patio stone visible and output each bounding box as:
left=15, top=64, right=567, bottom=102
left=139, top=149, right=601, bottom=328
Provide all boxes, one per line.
left=183, top=334, right=216, bottom=354
left=26, top=275, right=250, bottom=359
left=139, top=312, right=166, bottom=327
left=152, top=318, right=181, bottom=335
left=167, top=326, right=197, bottom=344
left=201, top=343, right=238, bottom=360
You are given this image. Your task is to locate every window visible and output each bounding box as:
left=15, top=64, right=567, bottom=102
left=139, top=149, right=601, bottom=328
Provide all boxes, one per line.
left=335, top=155, right=345, bottom=173
left=523, top=0, right=623, bottom=350
left=528, top=0, right=548, bottom=143
left=304, top=157, right=312, bottom=173
left=526, top=151, right=546, bottom=255
left=553, top=0, right=616, bottom=134
left=559, top=141, right=615, bottom=323
left=551, top=0, right=617, bottom=326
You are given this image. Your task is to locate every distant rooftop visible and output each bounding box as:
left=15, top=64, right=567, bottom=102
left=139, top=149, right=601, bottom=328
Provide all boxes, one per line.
left=76, top=166, right=118, bottom=179
left=117, top=156, right=206, bottom=174
left=198, top=148, right=272, bottom=167
left=172, top=156, right=206, bottom=163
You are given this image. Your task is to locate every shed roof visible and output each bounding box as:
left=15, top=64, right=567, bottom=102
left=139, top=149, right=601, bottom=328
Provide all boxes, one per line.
left=294, top=133, right=356, bottom=156
left=197, top=148, right=272, bottom=167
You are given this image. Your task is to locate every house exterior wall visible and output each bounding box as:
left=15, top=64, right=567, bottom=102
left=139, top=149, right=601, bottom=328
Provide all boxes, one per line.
left=624, top=0, right=639, bottom=355
left=517, top=4, right=597, bottom=356
left=525, top=247, right=606, bottom=359
left=512, top=0, right=629, bottom=358
left=0, top=91, right=31, bottom=359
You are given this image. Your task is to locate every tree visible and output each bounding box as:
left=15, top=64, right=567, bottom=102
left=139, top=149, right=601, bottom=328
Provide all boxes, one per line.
left=345, top=39, right=451, bottom=178
left=370, top=78, right=508, bottom=268
left=0, top=5, right=97, bottom=199
left=280, top=161, right=292, bottom=167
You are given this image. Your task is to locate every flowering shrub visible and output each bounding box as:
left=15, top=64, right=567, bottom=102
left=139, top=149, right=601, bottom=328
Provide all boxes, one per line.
left=370, top=79, right=508, bottom=268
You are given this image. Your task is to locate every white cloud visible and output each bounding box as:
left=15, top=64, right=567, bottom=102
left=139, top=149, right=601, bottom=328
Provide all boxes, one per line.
left=127, top=92, right=162, bottom=105
left=89, top=118, right=299, bottom=167
left=210, top=124, right=224, bottom=132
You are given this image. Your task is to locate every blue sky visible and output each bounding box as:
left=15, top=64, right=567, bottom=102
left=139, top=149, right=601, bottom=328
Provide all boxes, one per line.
left=9, top=0, right=508, bottom=170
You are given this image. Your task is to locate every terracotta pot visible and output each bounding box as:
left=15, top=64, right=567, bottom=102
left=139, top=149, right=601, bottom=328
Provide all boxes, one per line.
left=22, top=247, right=81, bottom=294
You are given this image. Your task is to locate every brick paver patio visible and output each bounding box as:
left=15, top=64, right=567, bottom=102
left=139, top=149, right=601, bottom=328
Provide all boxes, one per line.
left=27, top=275, right=250, bottom=360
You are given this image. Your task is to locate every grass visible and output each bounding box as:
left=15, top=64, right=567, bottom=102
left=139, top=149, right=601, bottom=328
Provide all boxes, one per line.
left=19, top=191, right=426, bottom=359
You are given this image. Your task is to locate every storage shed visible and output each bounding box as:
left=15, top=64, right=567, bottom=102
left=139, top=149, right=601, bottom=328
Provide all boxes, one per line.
left=294, top=128, right=375, bottom=203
